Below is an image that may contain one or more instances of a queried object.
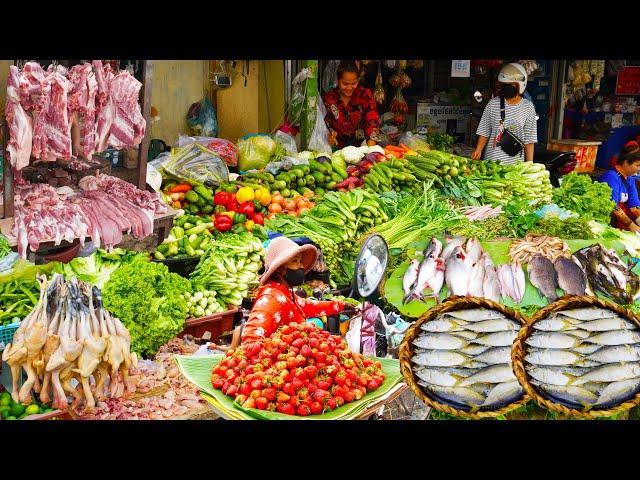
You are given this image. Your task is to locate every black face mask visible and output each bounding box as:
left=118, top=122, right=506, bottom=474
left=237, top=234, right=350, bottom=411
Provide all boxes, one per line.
left=284, top=268, right=306, bottom=286
left=501, top=84, right=518, bottom=99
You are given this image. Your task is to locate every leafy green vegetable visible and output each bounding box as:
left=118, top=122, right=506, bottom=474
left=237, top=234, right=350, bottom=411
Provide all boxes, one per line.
left=0, top=279, right=39, bottom=325
left=448, top=214, right=514, bottom=240
left=102, top=256, right=192, bottom=358
left=503, top=198, right=541, bottom=238
left=55, top=248, right=143, bottom=289
left=552, top=173, right=615, bottom=223
left=530, top=216, right=594, bottom=240
left=424, top=132, right=454, bottom=151
left=0, top=234, right=10, bottom=259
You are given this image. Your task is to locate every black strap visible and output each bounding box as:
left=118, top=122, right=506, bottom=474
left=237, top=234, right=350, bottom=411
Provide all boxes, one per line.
left=500, top=96, right=506, bottom=123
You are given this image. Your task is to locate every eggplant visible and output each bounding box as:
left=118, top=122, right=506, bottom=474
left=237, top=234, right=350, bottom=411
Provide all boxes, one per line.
left=364, top=152, right=384, bottom=163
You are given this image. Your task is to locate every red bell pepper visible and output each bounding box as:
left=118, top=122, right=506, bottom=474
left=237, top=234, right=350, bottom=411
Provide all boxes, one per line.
left=214, top=191, right=233, bottom=208
left=236, top=201, right=255, bottom=218
left=252, top=212, right=265, bottom=225
left=214, top=215, right=233, bottom=232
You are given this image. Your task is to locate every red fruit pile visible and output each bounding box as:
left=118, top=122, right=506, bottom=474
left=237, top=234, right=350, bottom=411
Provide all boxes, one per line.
left=211, top=322, right=385, bottom=416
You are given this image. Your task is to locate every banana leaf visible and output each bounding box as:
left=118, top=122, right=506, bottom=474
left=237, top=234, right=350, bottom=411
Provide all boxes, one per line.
left=384, top=237, right=630, bottom=318
left=174, top=354, right=403, bottom=420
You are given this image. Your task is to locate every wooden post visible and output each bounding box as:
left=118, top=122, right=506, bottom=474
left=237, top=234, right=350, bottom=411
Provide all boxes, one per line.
left=137, top=60, right=154, bottom=190
left=2, top=121, right=13, bottom=218
left=300, top=60, right=318, bottom=151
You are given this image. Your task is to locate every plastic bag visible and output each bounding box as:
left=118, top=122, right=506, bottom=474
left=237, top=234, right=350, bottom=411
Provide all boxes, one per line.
left=322, top=60, right=339, bottom=93
left=289, top=68, right=313, bottom=127
left=237, top=135, right=278, bottom=172
left=265, top=156, right=310, bottom=176
left=177, top=135, right=238, bottom=166
left=398, top=131, right=431, bottom=152
left=160, top=144, right=229, bottom=187
left=308, top=100, right=332, bottom=154
left=274, top=130, right=298, bottom=156
left=186, top=96, right=218, bottom=137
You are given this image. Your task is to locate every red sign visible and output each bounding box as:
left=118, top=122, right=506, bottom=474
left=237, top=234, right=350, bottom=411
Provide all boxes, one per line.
left=616, top=66, right=640, bottom=95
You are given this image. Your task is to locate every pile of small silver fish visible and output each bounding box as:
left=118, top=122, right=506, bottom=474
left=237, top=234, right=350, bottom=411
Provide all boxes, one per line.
left=411, top=308, right=524, bottom=412
left=402, top=236, right=525, bottom=305
left=524, top=306, right=640, bottom=410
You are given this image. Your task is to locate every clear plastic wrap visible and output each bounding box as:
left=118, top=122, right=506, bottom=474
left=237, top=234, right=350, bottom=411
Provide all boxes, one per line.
left=158, top=144, right=229, bottom=186
left=308, top=100, right=332, bottom=154
left=186, top=96, right=218, bottom=137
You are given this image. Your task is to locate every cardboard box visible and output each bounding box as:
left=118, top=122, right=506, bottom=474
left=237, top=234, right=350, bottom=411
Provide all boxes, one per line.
left=416, top=103, right=472, bottom=142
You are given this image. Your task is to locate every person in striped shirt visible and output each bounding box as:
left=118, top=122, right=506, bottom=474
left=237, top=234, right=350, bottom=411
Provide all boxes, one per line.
left=471, top=63, right=538, bottom=165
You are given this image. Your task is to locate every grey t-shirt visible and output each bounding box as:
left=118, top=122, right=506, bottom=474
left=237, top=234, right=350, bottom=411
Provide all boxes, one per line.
left=476, top=96, right=538, bottom=165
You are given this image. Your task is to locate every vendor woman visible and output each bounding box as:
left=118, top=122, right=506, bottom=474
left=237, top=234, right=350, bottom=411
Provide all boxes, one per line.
left=239, top=237, right=353, bottom=346
left=599, top=149, right=640, bottom=233
left=323, top=61, right=381, bottom=149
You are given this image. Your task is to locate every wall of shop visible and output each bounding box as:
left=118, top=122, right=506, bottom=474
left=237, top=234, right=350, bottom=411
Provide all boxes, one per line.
left=149, top=60, right=210, bottom=146
left=258, top=60, right=285, bottom=133
left=0, top=60, right=10, bottom=114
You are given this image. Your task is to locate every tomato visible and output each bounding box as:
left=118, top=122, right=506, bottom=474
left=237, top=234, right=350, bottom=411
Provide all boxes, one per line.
left=334, top=396, right=345, bottom=408
left=315, top=351, right=327, bottom=364
left=250, top=389, right=262, bottom=399
left=281, top=334, right=294, bottom=344
left=237, top=359, right=248, bottom=371
left=271, top=376, right=285, bottom=390
left=353, top=389, right=364, bottom=401
left=239, top=383, right=252, bottom=396
left=345, top=368, right=357, bottom=380
left=296, top=405, right=311, bottom=416
left=325, top=365, right=337, bottom=377
left=309, top=337, right=320, bottom=349
left=286, top=357, right=298, bottom=370
left=319, top=343, right=330, bottom=353
left=262, top=388, right=277, bottom=402
left=295, top=354, right=307, bottom=367
left=294, top=367, right=307, bottom=381
left=304, top=365, right=318, bottom=379
left=283, top=383, right=295, bottom=396
left=242, top=398, right=256, bottom=409
left=310, top=401, right=323, bottom=415
left=345, top=379, right=352, bottom=388
left=250, top=343, right=262, bottom=357
left=307, top=383, right=318, bottom=395
left=363, top=359, right=373, bottom=368
left=234, top=394, right=247, bottom=405
left=274, top=361, right=287, bottom=371
left=318, top=380, right=332, bottom=391
left=276, top=391, right=291, bottom=403
left=288, top=396, right=300, bottom=408
left=245, top=365, right=255, bottom=375
left=357, top=376, right=368, bottom=387
left=256, top=397, right=269, bottom=410
left=253, top=364, right=264, bottom=372
left=227, top=357, right=238, bottom=369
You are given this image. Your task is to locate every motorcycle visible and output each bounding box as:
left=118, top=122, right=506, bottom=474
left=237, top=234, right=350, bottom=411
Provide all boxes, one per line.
left=533, top=146, right=577, bottom=187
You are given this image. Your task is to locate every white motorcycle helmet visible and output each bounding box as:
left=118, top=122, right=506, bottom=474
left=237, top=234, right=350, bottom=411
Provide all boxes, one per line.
left=498, top=63, right=528, bottom=95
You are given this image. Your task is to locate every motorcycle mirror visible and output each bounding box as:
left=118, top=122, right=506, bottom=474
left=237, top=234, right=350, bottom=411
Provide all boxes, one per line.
left=351, top=234, right=389, bottom=300
left=474, top=90, right=483, bottom=103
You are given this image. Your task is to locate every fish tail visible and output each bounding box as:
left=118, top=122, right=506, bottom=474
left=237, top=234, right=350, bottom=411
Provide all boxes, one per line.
left=467, top=403, right=481, bottom=414
left=565, top=373, right=578, bottom=386
left=580, top=401, right=594, bottom=412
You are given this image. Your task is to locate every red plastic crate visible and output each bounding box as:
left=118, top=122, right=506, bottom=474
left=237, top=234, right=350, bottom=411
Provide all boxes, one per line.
left=178, top=307, right=239, bottom=342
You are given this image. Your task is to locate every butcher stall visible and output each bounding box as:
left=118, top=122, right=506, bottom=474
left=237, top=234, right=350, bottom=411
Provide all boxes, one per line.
left=1, top=60, right=176, bottom=261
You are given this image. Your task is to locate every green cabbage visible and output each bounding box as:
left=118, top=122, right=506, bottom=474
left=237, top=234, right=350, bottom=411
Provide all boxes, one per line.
left=102, top=256, right=192, bottom=358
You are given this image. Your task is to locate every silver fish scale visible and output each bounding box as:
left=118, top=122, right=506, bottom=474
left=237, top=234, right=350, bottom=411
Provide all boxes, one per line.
left=593, top=378, right=640, bottom=408
left=586, top=344, right=640, bottom=363
left=473, top=331, right=518, bottom=347
left=557, top=308, right=618, bottom=321
left=413, top=333, right=468, bottom=350
left=480, top=381, right=523, bottom=410
left=578, top=317, right=639, bottom=332
left=463, top=319, right=520, bottom=333
left=443, top=309, right=506, bottom=322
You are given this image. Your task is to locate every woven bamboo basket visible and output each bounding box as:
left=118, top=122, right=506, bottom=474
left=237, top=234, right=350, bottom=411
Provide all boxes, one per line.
left=512, top=295, right=640, bottom=419
left=399, top=295, right=529, bottom=419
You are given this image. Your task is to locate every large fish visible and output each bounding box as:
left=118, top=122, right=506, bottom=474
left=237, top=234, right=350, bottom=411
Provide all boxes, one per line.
left=587, top=344, right=640, bottom=363
left=479, top=381, right=523, bottom=410
left=442, top=236, right=465, bottom=262
left=468, top=253, right=486, bottom=298
left=445, top=247, right=473, bottom=296
left=457, top=364, right=516, bottom=386
left=483, top=257, right=502, bottom=303
left=413, top=367, right=472, bottom=387
left=443, top=309, right=506, bottom=322
left=586, top=330, right=640, bottom=346
left=557, top=307, right=618, bottom=321
left=530, top=381, right=598, bottom=408
left=413, top=333, right=468, bottom=350
left=528, top=255, right=559, bottom=302
left=406, top=240, right=445, bottom=303
left=525, top=365, right=591, bottom=386
left=472, top=331, right=518, bottom=347
left=579, top=317, right=638, bottom=332
left=463, top=319, right=520, bottom=333
left=525, top=349, right=585, bottom=366
left=412, top=350, right=483, bottom=368
left=417, top=381, right=486, bottom=408
left=465, top=238, right=484, bottom=266
left=401, top=259, right=420, bottom=304
left=571, top=362, right=640, bottom=385
left=533, top=317, right=583, bottom=332
left=421, top=318, right=468, bottom=333
left=554, top=256, right=587, bottom=295
left=497, top=263, right=526, bottom=303
left=525, top=332, right=582, bottom=349
left=473, top=346, right=512, bottom=365
left=593, top=377, right=640, bottom=408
